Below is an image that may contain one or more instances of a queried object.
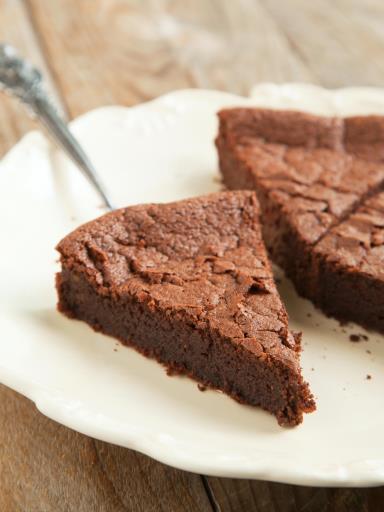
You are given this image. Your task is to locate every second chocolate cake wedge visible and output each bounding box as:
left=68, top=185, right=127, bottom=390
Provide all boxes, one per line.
left=217, top=108, right=384, bottom=332
left=56, top=191, right=315, bottom=426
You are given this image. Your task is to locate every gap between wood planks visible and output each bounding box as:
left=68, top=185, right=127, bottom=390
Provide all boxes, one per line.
left=202, top=476, right=222, bottom=512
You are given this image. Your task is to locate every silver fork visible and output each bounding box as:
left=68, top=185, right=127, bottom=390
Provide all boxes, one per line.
left=0, top=43, right=114, bottom=210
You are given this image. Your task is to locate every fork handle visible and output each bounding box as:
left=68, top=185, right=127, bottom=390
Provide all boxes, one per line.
left=0, top=43, right=114, bottom=210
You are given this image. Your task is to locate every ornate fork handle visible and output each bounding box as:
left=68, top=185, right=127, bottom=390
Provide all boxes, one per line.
left=0, top=43, right=114, bottom=210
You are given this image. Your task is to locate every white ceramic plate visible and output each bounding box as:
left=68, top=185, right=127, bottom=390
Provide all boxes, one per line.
left=1, top=84, right=384, bottom=487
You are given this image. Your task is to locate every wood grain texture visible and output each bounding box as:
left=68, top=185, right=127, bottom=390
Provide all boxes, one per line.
left=25, top=0, right=313, bottom=116
left=0, top=0, right=64, bottom=156
left=0, top=386, right=212, bottom=512
left=1, top=0, right=384, bottom=510
left=262, top=0, right=384, bottom=87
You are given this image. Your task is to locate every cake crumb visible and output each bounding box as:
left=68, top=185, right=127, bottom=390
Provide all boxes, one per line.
left=310, top=367, right=314, bottom=371
left=113, top=348, right=117, bottom=352
left=366, top=349, right=371, bottom=354
left=306, top=313, right=312, bottom=318
left=366, top=374, right=372, bottom=380
left=198, top=384, right=207, bottom=392
left=349, top=333, right=369, bottom=342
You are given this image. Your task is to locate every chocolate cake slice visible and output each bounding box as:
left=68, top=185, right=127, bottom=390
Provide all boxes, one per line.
left=311, top=190, right=384, bottom=332
left=56, top=191, right=315, bottom=426
left=217, top=108, right=384, bottom=331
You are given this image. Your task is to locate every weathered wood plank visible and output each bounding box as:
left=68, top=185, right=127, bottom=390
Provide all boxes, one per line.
left=25, top=0, right=313, bottom=117
left=262, top=0, right=384, bottom=87
left=0, top=386, right=213, bottom=512
left=0, top=0, right=63, bottom=156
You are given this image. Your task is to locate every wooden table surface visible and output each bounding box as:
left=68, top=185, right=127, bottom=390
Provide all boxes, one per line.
left=1, top=1, right=384, bottom=510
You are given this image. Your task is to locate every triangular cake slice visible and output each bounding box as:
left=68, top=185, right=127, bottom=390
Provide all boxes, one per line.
left=217, top=109, right=384, bottom=331
left=56, top=191, right=315, bottom=426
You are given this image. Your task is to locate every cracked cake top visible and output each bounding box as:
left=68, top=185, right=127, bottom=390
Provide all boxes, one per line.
left=218, top=108, right=384, bottom=246
left=57, top=191, right=300, bottom=369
